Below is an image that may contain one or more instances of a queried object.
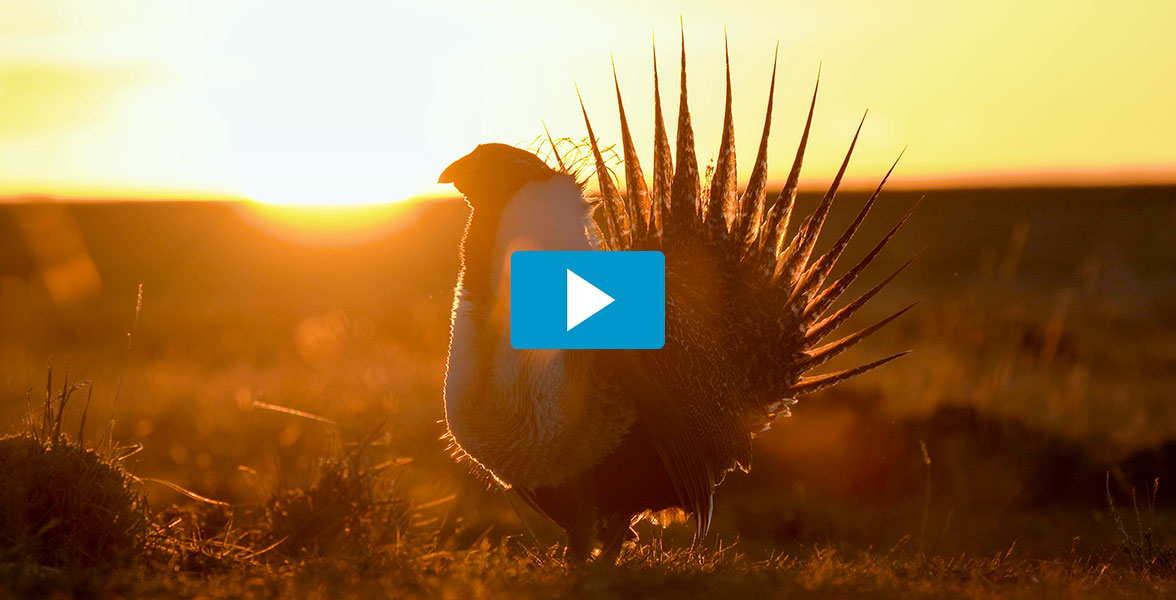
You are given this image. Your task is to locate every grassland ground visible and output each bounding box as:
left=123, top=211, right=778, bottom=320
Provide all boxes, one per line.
left=1, top=186, right=1174, bottom=597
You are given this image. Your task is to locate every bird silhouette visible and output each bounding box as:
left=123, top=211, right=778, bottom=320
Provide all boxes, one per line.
left=437, top=35, right=915, bottom=564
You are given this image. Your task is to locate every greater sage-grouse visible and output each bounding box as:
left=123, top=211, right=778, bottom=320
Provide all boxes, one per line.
left=438, top=37, right=914, bottom=564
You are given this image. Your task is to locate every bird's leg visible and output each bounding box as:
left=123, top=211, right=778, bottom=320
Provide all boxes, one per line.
left=596, top=513, right=637, bottom=565
left=563, top=514, right=598, bottom=567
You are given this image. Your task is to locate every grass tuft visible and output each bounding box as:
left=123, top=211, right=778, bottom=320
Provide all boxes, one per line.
left=260, top=443, right=410, bottom=563
left=1107, top=475, right=1176, bottom=575
left=0, top=370, right=151, bottom=573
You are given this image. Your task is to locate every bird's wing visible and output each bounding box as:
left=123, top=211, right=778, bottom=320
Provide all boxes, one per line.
left=597, top=347, right=748, bottom=537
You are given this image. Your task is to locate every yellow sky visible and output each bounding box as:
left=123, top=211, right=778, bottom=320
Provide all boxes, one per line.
left=0, top=0, right=1173, bottom=205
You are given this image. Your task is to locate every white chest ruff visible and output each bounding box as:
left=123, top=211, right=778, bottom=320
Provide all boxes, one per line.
left=442, top=175, right=634, bottom=488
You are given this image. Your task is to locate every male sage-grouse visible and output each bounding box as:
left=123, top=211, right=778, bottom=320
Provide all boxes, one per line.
left=438, top=37, right=914, bottom=564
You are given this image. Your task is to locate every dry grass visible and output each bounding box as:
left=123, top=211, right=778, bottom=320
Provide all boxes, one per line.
left=32, top=543, right=1176, bottom=599
left=1, top=189, right=1174, bottom=597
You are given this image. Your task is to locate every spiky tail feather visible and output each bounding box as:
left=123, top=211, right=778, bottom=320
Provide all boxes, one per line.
left=576, top=31, right=915, bottom=535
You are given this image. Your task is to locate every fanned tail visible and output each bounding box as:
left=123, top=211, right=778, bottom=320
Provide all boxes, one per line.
left=578, top=28, right=916, bottom=536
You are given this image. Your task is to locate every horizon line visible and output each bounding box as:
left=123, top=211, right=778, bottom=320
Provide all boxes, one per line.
left=0, top=166, right=1173, bottom=204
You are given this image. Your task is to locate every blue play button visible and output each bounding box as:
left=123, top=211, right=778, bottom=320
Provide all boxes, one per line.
left=510, top=251, right=665, bottom=349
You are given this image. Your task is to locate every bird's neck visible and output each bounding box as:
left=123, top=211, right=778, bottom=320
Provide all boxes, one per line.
left=456, top=205, right=503, bottom=312
left=459, top=173, right=596, bottom=322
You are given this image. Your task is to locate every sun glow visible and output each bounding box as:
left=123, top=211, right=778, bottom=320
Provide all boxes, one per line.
left=236, top=196, right=439, bottom=246
left=0, top=0, right=1172, bottom=213
left=0, top=1, right=495, bottom=208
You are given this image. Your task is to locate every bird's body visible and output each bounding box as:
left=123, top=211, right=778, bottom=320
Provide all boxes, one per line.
left=439, top=40, right=913, bottom=563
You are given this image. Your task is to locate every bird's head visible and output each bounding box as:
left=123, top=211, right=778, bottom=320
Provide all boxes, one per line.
left=439, top=143, right=558, bottom=208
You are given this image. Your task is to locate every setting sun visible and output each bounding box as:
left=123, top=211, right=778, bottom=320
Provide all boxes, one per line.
left=1, top=0, right=1173, bottom=208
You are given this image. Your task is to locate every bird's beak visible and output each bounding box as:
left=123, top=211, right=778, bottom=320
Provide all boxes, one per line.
left=438, top=152, right=473, bottom=185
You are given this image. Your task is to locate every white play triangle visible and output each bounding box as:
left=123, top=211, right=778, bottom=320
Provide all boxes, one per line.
left=566, top=269, right=615, bottom=331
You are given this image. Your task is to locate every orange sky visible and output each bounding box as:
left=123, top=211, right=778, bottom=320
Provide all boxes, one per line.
left=1, top=0, right=1173, bottom=205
